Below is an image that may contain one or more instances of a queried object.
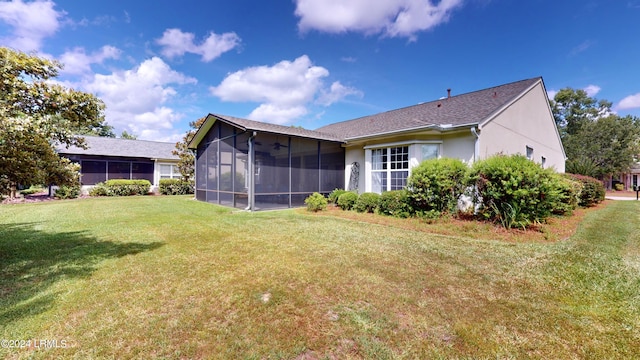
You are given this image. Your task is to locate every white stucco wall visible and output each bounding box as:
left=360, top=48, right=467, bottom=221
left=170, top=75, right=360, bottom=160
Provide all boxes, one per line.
left=344, top=146, right=365, bottom=192
left=478, top=81, right=566, bottom=172
left=441, top=132, right=476, bottom=164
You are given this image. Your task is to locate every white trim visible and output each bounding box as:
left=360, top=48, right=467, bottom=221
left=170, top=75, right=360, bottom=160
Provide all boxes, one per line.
left=364, top=140, right=442, bottom=150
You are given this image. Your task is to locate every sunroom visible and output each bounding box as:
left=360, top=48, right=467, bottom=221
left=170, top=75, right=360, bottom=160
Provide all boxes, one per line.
left=189, top=114, right=345, bottom=211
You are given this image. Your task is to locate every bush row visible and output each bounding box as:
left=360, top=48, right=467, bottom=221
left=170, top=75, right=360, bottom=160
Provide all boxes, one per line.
left=159, top=179, right=194, bottom=195
left=89, top=179, right=151, bottom=196
left=562, top=173, right=605, bottom=207
left=308, top=155, right=606, bottom=229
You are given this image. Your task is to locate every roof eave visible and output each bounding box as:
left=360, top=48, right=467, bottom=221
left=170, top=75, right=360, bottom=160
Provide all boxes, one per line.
left=343, top=122, right=479, bottom=142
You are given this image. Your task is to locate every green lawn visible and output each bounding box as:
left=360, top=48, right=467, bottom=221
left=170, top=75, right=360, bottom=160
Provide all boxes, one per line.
left=1, top=196, right=639, bottom=359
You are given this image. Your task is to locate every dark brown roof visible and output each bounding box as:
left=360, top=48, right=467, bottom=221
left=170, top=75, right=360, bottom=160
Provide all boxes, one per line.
left=316, top=77, right=542, bottom=140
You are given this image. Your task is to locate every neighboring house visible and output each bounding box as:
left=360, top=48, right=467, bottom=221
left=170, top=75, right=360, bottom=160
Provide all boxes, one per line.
left=188, top=77, right=565, bottom=211
left=615, top=163, right=640, bottom=190
left=57, top=136, right=180, bottom=193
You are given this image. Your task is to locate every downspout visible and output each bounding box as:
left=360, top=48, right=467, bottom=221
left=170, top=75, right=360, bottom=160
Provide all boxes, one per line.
left=470, top=127, right=480, bottom=163
left=245, top=131, right=256, bottom=211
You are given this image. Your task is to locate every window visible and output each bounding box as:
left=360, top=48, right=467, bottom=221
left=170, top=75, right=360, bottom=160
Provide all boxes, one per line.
left=160, top=164, right=180, bottom=179
left=541, top=156, right=546, bottom=168
left=371, top=146, right=409, bottom=193
left=526, top=146, right=534, bottom=160
left=421, top=144, right=439, bottom=161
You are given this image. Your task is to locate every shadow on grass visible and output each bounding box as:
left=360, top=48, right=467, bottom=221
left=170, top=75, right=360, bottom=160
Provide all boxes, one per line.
left=0, top=222, right=164, bottom=324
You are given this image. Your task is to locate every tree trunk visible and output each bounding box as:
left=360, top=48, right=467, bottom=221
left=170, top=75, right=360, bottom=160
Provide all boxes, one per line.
left=9, top=182, right=17, bottom=199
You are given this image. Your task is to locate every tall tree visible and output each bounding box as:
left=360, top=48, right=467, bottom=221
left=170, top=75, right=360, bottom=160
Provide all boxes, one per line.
left=0, top=47, right=106, bottom=197
left=173, top=117, right=206, bottom=182
left=551, top=88, right=640, bottom=179
left=550, top=88, right=613, bottom=139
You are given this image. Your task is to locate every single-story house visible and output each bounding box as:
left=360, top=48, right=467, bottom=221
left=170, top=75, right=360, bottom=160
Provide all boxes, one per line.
left=188, top=77, right=565, bottom=211
left=615, top=163, right=640, bottom=190
left=57, top=136, right=180, bottom=193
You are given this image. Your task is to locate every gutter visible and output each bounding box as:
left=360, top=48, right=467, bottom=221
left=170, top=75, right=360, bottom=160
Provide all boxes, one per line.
left=470, top=127, right=480, bottom=162
left=343, top=122, right=479, bottom=143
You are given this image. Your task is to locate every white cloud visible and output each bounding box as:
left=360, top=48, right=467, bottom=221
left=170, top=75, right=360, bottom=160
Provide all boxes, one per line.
left=583, top=84, right=601, bottom=97
left=59, top=46, right=121, bottom=75
left=248, top=104, right=309, bottom=125
left=210, top=55, right=362, bottom=124
left=0, top=0, right=64, bottom=51
left=294, top=0, right=463, bottom=40
left=547, top=89, right=558, bottom=100
left=317, top=81, right=363, bottom=106
left=618, top=93, right=640, bottom=110
left=156, top=28, right=241, bottom=62
left=84, top=57, right=197, bottom=140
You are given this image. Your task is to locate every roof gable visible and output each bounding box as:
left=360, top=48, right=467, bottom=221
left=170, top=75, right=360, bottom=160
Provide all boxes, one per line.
left=188, top=113, right=342, bottom=149
left=57, top=136, right=179, bottom=160
left=316, top=77, right=541, bottom=140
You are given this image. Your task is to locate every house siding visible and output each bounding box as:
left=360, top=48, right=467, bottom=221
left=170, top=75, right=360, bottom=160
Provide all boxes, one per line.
left=478, top=82, right=565, bottom=172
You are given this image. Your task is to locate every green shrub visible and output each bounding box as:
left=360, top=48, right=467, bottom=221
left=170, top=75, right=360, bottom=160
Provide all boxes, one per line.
left=89, top=179, right=151, bottom=196
left=378, top=190, right=412, bottom=218
left=304, top=192, right=328, bottom=212
left=614, top=183, right=624, bottom=191
left=159, top=179, right=194, bottom=195
left=20, top=185, right=45, bottom=196
left=328, top=189, right=347, bottom=204
left=337, top=191, right=358, bottom=211
left=54, top=184, right=80, bottom=199
left=89, top=182, right=109, bottom=196
left=563, top=173, right=605, bottom=207
left=354, top=192, right=381, bottom=213
left=407, top=158, right=469, bottom=215
left=551, top=174, right=581, bottom=215
left=468, top=154, right=565, bottom=229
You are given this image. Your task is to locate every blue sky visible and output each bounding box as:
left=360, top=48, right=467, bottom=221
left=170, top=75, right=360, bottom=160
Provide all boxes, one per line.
left=1, top=0, right=639, bottom=142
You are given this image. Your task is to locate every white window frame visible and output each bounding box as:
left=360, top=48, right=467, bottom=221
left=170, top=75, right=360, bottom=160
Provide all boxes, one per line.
left=159, top=163, right=180, bottom=180
left=364, top=141, right=442, bottom=193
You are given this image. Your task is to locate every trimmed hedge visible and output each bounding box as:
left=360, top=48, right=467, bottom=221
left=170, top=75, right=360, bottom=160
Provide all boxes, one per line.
left=468, top=154, right=566, bottom=229
left=354, top=192, right=380, bottom=213
left=562, top=173, right=605, bottom=207
left=159, top=179, right=194, bottom=195
left=328, top=189, right=348, bottom=204
left=304, top=192, right=328, bottom=212
left=90, top=179, right=151, bottom=196
left=337, top=191, right=358, bottom=210
left=377, top=190, right=412, bottom=218
left=54, top=184, right=80, bottom=199
left=407, top=157, right=468, bottom=215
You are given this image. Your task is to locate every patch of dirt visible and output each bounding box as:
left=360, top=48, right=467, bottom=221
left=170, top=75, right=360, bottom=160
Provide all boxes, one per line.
left=1, top=191, right=56, bottom=204
left=307, top=201, right=611, bottom=243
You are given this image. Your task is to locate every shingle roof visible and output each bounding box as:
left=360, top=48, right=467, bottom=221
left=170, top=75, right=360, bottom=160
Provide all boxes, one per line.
left=188, top=113, right=342, bottom=149
left=57, top=136, right=179, bottom=160
left=316, top=77, right=541, bottom=140
left=212, top=114, right=343, bottom=141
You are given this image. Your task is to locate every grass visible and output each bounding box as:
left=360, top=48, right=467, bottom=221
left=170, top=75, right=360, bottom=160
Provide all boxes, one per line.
left=1, top=196, right=639, bottom=359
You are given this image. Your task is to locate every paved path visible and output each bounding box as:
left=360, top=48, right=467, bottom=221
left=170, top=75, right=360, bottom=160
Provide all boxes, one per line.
left=606, top=196, right=639, bottom=201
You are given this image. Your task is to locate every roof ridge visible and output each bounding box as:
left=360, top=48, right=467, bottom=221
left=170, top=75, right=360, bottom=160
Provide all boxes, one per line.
left=77, top=135, right=176, bottom=145
left=316, top=77, right=541, bottom=131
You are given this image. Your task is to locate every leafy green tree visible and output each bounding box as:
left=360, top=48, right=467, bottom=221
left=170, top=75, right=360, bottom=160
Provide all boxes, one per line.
left=563, top=115, right=640, bottom=179
left=0, top=47, right=106, bottom=197
left=120, top=130, right=138, bottom=140
left=550, top=88, right=613, bottom=139
left=551, top=88, right=640, bottom=179
left=173, top=117, right=206, bottom=182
